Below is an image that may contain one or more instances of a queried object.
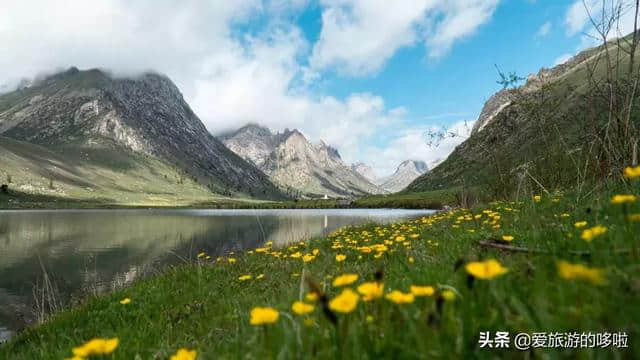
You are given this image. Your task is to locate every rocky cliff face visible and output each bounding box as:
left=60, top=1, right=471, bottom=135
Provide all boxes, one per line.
left=351, top=162, right=377, bottom=183
left=471, top=46, right=596, bottom=135
left=377, top=160, right=428, bottom=193
left=0, top=68, right=284, bottom=200
left=220, top=124, right=383, bottom=197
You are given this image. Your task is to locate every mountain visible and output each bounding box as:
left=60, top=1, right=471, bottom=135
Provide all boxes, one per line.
left=377, top=160, right=428, bottom=193
left=0, top=67, right=284, bottom=203
left=220, top=124, right=383, bottom=198
left=407, top=33, right=640, bottom=198
left=351, top=162, right=377, bottom=183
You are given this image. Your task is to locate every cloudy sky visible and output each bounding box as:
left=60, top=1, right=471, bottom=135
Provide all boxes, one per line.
left=1, top=0, right=636, bottom=176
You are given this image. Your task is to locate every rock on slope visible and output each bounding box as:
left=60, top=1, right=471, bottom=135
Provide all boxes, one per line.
left=351, top=162, right=377, bottom=183
left=377, top=160, right=428, bottom=193
left=220, top=124, right=383, bottom=197
left=0, top=67, right=284, bottom=200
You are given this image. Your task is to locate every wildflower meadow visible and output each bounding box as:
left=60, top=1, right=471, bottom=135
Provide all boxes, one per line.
left=1, top=167, right=640, bottom=359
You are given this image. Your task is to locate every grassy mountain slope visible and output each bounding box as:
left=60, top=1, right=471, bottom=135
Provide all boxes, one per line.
left=407, top=34, right=640, bottom=200
left=0, top=136, right=261, bottom=208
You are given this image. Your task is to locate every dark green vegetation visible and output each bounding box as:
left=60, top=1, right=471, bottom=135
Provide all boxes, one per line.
left=2, top=182, right=638, bottom=359
left=353, top=188, right=462, bottom=209
left=408, top=33, right=640, bottom=204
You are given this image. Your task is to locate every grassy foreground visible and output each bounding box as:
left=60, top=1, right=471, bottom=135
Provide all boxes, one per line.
left=2, top=183, right=639, bottom=359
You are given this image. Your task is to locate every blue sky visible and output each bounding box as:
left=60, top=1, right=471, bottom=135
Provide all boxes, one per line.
left=0, top=0, right=624, bottom=176
left=297, top=0, right=580, bottom=126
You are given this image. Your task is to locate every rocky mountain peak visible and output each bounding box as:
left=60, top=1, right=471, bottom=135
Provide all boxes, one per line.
left=220, top=124, right=383, bottom=197
left=225, top=123, right=273, bottom=139
left=0, top=67, right=284, bottom=199
left=397, top=160, right=428, bottom=174
left=351, top=162, right=377, bottom=183
left=376, top=160, right=429, bottom=193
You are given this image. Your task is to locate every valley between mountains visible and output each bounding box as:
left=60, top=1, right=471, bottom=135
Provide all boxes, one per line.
left=0, top=69, right=427, bottom=208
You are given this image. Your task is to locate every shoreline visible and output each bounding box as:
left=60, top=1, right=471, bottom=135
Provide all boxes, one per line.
left=0, top=189, right=455, bottom=211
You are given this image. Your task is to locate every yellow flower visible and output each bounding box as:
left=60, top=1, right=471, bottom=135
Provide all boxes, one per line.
left=119, top=298, right=131, bottom=305
left=170, top=348, right=197, bottom=360
left=395, top=235, right=406, bottom=242
left=312, top=248, right=320, bottom=255
left=624, top=165, right=640, bottom=179
left=441, top=289, right=456, bottom=301
left=357, top=282, right=384, bottom=301
left=533, top=195, right=541, bottom=202
left=72, top=338, right=119, bottom=357
left=238, top=275, right=252, bottom=281
left=302, top=254, right=316, bottom=262
left=465, top=259, right=508, bottom=280
left=290, top=252, right=302, bottom=258
left=365, top=315, right=374, bottom=323
left=574, top=221, right=588, bottom=228
left=329, top=289, right=359, bottom=313
left=228, top=258, right=236, bottom=264
left=291, top=301, right=315, bottom=315
left=256, top=274, right=265, bottom=280
left=580, top=225, right=607, bottom=242
left=408, top=256, right=415, bottom=263
left=557, top=261, right=605, bottom=285
left=628, top=213, right=640, bottom=222
left=410, top=285, right=435, bottom=297
left=335, top=254, right=346, bottom=262
left=501, top=235, right=514, bottom=242
left=611, top=194, right=637, bottom=204
left=385, top=290, right=415, bottom=304
left=197, top=252, right=206, bottom=258
left=305, top=292, right=319, bottom=302
left=250, top=307, right=279, bottom=325
left=332, top=273, right=358, bottom=287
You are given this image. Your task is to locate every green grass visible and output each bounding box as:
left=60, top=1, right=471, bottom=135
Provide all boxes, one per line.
left=2, top=181, right=639, bottom=359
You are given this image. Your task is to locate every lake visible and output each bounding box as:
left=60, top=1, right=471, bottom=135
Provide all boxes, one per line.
left=0, top=208, right=434, bottom=342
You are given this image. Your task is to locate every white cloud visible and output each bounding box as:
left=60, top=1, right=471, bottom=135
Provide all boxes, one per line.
left=536, top=21, right=552, bottom=37
left=0, top=0, right=262, bottom=96
left=565, top=0, right=595, bottom=35
left=0, top=0, right=480, bottom=176
left=565, top=0, right=638, bottom=39
left=310, top=0, right=500, bottom=75
left=425, top=0, right=501, bottom=59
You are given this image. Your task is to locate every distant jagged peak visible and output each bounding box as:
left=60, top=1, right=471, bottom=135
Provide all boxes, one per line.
left=376, top=159, right=429, bottom=193
left=351, top=162, right=377, bottom=182
left=227, top=123, right=274, bottom=138
left=282, top=127, right=306, bottom=140
left=312, top=139, right=341, bottom=160
left=395, top=160, right=428, bottom=174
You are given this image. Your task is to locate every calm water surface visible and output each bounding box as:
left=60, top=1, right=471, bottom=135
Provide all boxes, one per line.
left=0, top=208, right=434, bottom=342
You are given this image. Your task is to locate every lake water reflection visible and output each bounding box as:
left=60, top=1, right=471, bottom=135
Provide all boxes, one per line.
left=0, top=208, right=434, bottom=342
